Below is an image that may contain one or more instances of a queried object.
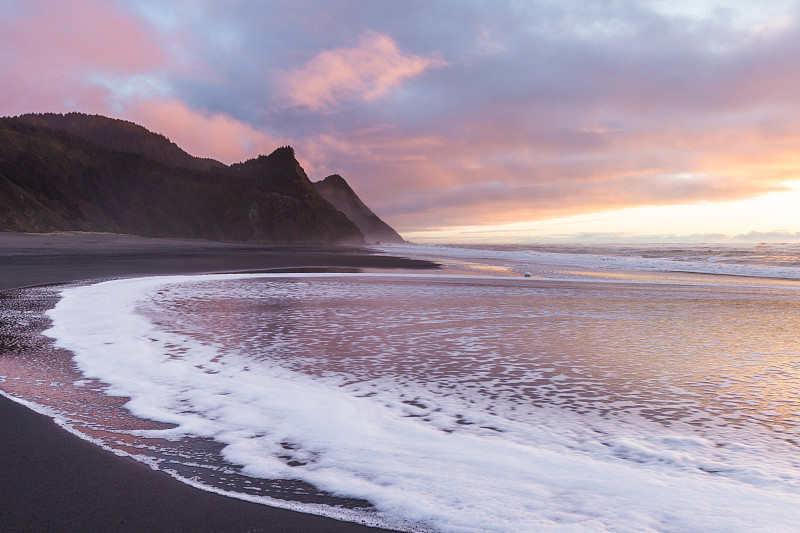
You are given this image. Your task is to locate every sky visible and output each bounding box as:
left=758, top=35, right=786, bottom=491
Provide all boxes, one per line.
left=2, top=0, right=800, bottom=243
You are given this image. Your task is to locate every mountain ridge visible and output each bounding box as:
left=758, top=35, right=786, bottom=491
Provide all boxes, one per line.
left=16, top=112, right=224, bottom=172
left=0, top=113, right=403, bottom=245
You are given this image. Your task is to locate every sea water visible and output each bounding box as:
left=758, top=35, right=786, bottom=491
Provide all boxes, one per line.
left=4, top=243, right=800, bottom=532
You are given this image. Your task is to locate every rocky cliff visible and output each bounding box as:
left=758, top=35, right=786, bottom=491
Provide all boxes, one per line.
left=0, top=114, right=401, bottom=244
left=314, top=174, right=405, bottom=244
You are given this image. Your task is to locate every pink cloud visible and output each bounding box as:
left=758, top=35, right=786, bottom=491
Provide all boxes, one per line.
left=3, top=0, right=800, bottom=238
left=289, top=109, right=800, bottom=233
left=278, top=32, right=446, bottom=111
left=0, top=0, right=164, bottom=116
left=126, top=99, right=286, bottom=164
left=0, top=1, right=283, bottom=165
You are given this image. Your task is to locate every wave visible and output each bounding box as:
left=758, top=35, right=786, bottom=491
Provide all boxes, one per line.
left=28, top=271, right=800, bottom=532
left=377, top=242, right=800, bottom=281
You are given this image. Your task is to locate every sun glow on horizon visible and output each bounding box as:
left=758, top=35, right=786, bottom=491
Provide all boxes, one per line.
left=403, top=181, right=800, bottom=244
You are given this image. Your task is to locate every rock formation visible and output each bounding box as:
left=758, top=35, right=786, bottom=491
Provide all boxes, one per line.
left=0, top=113, right=403, bottom=244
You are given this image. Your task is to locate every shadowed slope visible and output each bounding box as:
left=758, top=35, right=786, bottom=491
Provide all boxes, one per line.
left=315, top=174, right=405, bottom=244
left=0, top=115, right=365, bottom=244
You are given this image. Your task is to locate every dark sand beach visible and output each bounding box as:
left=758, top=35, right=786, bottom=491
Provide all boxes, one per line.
left=0, top=232, right=436, bottom=533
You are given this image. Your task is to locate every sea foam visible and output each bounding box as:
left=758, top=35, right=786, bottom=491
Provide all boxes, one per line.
left=40, top=272, right=800, bottom=532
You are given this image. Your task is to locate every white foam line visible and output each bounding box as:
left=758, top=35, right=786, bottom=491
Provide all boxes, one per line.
left=0, top=388, right=424, bottom=532
left=38, top=272, right=800, bottom=532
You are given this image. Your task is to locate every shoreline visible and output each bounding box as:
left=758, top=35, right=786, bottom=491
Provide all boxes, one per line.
left=0, top=232, right=437, bottom=292
left=0, top=232, right=437, bottom=533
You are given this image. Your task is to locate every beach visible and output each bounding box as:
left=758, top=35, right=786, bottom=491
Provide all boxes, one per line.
left=5, top=235, right=800, bottom=532
left=0, top=232, right=436, bottom=533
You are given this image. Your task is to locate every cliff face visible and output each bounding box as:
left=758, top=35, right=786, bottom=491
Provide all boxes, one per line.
left=224, top=148, right=364, bottom=243
left=0, top=114, right=370, bottom=244
left=314, top=174, right=405, bottom=244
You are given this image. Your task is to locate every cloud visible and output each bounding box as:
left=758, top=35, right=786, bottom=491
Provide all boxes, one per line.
left=729, top=231, right=800, bottom=242
left=277, top=32, right=446, bottom=112
left=3, top=0, right=800, bottom=239
left=125, top=99, right=285, bottom=164
left=0, top=0, right=164, bottom=115
left=0, top=0, right=284, bottom=165
left=378, top=171, right=779, bottom=231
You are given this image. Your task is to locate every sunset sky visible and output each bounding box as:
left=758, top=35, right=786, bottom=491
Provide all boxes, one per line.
left=2, top=0, right=800, bottom=243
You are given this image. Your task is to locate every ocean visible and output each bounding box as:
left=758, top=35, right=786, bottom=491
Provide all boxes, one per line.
left=3, top=242, right=800, bottom=532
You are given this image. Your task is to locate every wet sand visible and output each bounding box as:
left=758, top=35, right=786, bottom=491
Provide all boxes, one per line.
left=0, top=232, right=437, bottom=533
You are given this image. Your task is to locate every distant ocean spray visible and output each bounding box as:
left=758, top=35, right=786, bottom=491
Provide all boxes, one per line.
left=3, top=243, right=800, bottom=532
